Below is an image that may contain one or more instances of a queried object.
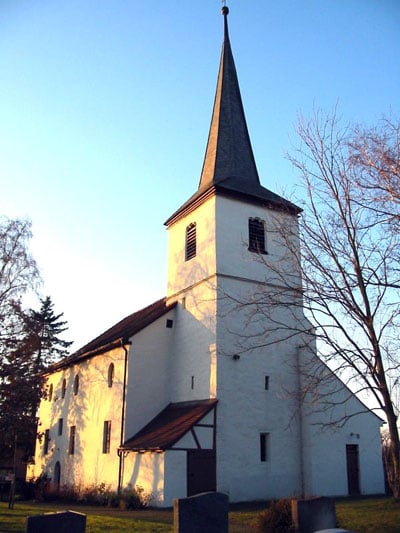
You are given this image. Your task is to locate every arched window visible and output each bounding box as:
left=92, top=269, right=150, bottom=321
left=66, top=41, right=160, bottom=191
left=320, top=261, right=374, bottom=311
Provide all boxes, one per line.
left=108, top=363, right=114, bottom=388
left=61, top=378, right=66, bottom=399
left=73, top=374, right=79, bottom=396
left=48, top=384, right=53, bottom=402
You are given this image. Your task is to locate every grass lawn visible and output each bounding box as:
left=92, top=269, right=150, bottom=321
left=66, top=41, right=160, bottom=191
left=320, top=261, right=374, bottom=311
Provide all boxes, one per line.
left=0, top=502, right=172, bottom=532
left=335, top=497, right=400, bottom=533
left=0, top=497, right=400, bottom=532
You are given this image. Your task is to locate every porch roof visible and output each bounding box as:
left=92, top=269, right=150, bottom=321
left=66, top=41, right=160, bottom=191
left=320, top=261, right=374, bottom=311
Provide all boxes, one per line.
left=122, top=399, right=217, bottom=452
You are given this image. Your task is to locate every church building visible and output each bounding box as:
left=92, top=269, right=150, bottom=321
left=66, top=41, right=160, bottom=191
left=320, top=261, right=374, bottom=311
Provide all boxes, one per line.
left=28, top=6, right=385, bottom=506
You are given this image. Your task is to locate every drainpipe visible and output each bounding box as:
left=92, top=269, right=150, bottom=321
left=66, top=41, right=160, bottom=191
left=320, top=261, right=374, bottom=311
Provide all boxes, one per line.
left=118, top=338, right=131, bottom=493
left=296, top=345, right=305, bottom=498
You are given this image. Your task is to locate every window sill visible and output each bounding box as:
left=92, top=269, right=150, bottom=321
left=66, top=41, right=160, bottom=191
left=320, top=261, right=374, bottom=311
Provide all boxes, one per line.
left=248, top=247, right=268, bottom=255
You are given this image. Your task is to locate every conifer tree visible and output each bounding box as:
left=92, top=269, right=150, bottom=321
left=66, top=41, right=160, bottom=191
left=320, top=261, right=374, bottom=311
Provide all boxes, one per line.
left=29, top=296, right=73, bottom=369
left=0, top=297, right=73, bottom=462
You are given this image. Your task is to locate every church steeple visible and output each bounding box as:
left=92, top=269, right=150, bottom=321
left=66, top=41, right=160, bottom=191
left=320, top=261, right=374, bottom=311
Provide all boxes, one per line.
left=198, top=5, right=260, bottom=190
left=165, top=5, right=299, bottom=227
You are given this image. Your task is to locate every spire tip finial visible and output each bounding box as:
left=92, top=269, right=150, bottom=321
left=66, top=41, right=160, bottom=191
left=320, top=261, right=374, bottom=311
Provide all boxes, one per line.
left=221, top=2, right=229, bottom=16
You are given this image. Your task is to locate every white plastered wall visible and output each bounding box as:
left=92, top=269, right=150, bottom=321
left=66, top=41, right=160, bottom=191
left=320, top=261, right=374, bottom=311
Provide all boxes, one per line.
left=214, top=287, right=304, bottom=501
left=122, top=451, right=165, bottom=505
left=166, top=196, right=218, bottom=403
left=298, top=347, right=385, bottom=497
left=212, top=196, right=304, bottom=500
left=31, top=346, right=126, bottom=490
left=124, top=309, right=176, bottom=441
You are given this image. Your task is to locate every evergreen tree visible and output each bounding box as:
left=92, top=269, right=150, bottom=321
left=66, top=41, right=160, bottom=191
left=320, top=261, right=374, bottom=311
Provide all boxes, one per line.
left=0, top=297, right=73, bottom=462
left=0, top=217, right=41, bottom=462
left=29, top=296, right=73, bottom=368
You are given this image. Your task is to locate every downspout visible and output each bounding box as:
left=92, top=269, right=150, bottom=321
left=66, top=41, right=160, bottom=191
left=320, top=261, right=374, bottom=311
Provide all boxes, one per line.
left=118, top=338, right=131, bottom=493
left=296, top=345, right=305, bottom=498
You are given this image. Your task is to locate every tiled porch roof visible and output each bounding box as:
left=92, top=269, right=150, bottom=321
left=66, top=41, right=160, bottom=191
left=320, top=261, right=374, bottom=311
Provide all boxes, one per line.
left=122, top=399, right=218, bottom=451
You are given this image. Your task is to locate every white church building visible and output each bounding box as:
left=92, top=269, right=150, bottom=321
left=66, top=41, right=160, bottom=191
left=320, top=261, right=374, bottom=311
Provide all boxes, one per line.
left=29, top=6, right=385, bottom=506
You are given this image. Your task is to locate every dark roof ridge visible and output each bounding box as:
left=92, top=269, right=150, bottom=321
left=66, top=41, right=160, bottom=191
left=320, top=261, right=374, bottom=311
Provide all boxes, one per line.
left=50, top=297, right=176, bottom=371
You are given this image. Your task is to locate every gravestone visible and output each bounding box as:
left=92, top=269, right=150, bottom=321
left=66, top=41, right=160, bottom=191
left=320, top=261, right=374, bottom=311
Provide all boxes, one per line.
left=314, top=530, right=355, bottom=533
left=25, top=510, right=86, bottom=533
left=291, top=497, right=336, bottom=533
left=174, top=491, right=228, bottom=533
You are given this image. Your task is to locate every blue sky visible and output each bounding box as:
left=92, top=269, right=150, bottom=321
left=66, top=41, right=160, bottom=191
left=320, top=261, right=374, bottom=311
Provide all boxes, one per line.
left=1, top=0, right=399, bottom=350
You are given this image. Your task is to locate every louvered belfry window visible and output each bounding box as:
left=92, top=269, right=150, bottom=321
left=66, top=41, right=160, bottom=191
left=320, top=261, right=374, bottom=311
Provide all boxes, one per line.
left=185, top=222, right=197, bottom=261
left=248, top=218, right=266, bottom=253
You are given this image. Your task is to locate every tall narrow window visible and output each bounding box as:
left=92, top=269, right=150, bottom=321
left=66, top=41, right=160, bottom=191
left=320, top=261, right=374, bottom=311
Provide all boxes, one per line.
left=58, top=418, right=63, bottom=436
left=54, top=461, right=61, bottom=489
left=249, top=218, right=266, bottom=254
left=107, top=363, right=114, bottom=388
left=61, top=378, right=66, bottom=399
left=264, top=376, right=269, bottom=390
left=103, top=421, right=112, bottom=454
left=260, top=433, right=269, bottom=462
left=44, top=429, right=50, bottom=455
left=73, top=374, right=79, bottom=396
left=69, top=426, right=76, bottom=455
left=48, top=384, right=53, bottom=401
left=185, top=222, right=197, bottom=261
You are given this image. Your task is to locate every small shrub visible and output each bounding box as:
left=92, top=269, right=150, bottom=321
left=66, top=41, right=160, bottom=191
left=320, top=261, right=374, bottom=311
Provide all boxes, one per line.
left=25, top=478, right=152, bottom=509
left=80, top=482, right=112, bottom=506
left=107, top=491, right=121, bottom=508
left=256, top=499, right=294, bottom=533
left=32, top=474, right=51, bottom=501
left=19, top=480, right=36, bottom=500
left=57, top=484, right=80, bottom=502
left=118, top=484, right=151, bottom=509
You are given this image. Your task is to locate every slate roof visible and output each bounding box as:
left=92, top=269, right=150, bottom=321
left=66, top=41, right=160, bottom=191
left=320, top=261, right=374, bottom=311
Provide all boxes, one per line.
left=165, top=7, right=300, bottom=226
left=122, top=399, right=218, bottom=451
left=51, top=297, right=176, bottom=371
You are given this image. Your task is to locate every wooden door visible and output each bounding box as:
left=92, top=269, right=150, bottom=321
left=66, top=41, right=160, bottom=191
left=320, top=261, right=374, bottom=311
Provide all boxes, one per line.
left=187, top=450, right=216, bottom=496
left=346, top=444, right=360, bottom=495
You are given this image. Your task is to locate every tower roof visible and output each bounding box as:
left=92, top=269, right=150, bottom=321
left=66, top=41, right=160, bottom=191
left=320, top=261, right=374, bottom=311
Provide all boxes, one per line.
left=165, top=6, right=299, bottom=226
left=199, top=5, right=259, bottom=192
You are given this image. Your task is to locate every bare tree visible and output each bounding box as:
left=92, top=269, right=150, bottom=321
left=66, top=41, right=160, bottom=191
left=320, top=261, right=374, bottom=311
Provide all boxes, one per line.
left=0, top=216, right=41, bottom=460
left=286, top=111, right=400, bottom=496
left=350, top=118, right=400, bottom=233
left=0, top=218, right=73, bottom=475
left=0, top=216, right=40, bottom=338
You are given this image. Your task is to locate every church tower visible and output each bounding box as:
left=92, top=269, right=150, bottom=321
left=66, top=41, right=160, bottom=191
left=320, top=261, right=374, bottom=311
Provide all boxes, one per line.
left=165, top=6, right=299, bottom=301
left=29, top=5, right=385, bottom=505
left=164, top=7, right=306, bottom=500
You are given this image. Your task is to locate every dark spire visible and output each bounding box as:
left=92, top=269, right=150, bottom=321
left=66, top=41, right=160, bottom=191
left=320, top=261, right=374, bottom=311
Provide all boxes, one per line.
left=165, top=5, right=300, bottom=226
left=198, top=5, right=260, bottom=190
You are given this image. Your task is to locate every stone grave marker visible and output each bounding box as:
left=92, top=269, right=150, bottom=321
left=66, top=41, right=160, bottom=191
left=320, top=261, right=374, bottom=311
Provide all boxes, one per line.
left=174, top=491, right=228, bottom=533
left=25, top=510, right=86, bottom=533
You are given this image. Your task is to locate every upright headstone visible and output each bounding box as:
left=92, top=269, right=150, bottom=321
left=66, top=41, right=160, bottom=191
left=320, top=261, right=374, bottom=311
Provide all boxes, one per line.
left=26, top=510, right=86, bottom=533
left=291, top=497, right=336, bottom=533
left=314, top=529, right=355, bottom=533
left=174, top=491, right=228, bottom=533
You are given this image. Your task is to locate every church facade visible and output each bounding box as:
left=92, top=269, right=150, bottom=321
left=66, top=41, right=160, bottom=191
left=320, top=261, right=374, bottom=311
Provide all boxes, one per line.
left=28, top=7, right=385, bottom=506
